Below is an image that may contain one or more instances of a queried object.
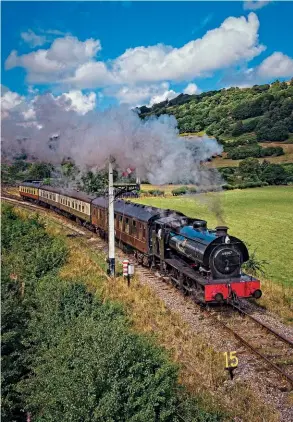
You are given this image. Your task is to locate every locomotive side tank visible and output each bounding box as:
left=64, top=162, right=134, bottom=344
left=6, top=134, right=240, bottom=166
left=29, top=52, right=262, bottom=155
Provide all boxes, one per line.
left=168, top=222, right=249, bottom=280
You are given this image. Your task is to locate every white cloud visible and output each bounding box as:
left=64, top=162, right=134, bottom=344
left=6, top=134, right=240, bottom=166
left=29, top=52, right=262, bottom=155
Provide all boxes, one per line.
left=67, top=61, right=112, bottom=88
left=108, top=82, right=179, bottom=107
left=5, top=36, right=102, bottom=83
left=43, top=29, right=68, bottom=36
left=111, top=12, right=264, bottom=84
left=1, top=88, right=24, bottom=112
left=1, top=86, right=96, bottom=126
left=183, top=83, right=199, bottom=95
left=5, top=12, right=265, bottom=90
left=21, top=29, right=47, bottom=47
left=22, top=107, right=36, bottom=121
left=221, top=50, right=293, bottom=89
left=243, top=1, right=272, bottom=11
left=148, top=88, right=178, bottom=107
left=60, top=90, right=97, bottom=114
left=257, top=52, right=293, bottom=78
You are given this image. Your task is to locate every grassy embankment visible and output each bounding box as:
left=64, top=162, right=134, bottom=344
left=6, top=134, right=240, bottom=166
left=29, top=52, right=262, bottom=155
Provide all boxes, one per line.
left=4, top=204, right=281, bottom=422
left=135, top=186, right=293, bottom=323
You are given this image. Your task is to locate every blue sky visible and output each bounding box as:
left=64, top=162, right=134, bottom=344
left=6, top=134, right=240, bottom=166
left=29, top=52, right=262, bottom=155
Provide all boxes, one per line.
left=1, top=1, right=293, bottom=113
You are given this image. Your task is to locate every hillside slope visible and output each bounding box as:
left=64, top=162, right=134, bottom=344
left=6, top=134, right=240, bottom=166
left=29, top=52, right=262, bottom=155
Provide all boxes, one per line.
left=139, top=79, right=293, bottom=144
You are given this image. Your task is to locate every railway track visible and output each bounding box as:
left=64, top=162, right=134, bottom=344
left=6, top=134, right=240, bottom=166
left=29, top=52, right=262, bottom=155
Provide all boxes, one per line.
left=208, top=303, right=293, bottom=388
left=2, top=192, right=293, bottom=390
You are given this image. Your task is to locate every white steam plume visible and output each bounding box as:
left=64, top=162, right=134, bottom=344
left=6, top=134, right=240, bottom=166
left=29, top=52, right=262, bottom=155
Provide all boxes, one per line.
left=1, top=93, right=223, bottom=189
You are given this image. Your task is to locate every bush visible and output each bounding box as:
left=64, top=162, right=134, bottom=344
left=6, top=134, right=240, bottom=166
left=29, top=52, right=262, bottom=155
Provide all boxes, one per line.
left=224, top=181, right=268, bottom=190
left=260, top=163, right=288, bottom=185
left=188, top=187, right=197, bottom=193
left=172, top=186, right=188, bottom=196
left=256, top=122, right=289, bottom=141
left=148, top=189, right=164, bottom=196
left=227, top=144, right=284, bottom=160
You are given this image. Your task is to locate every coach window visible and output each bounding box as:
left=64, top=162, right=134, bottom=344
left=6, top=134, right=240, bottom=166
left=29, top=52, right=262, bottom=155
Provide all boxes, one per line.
left=142, top=225, right=146, bottom=240
left=82, top=205, right=85, bottom=212
left=125, top=217, right=129, bottom=234
left=132, top=220, right=137, bottom=235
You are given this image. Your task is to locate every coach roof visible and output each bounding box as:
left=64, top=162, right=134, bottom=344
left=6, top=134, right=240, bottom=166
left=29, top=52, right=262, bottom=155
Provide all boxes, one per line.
left=92, top=197, right=163, bottom=222
left=40, top=185, right=96, bottom=202
left=20, top=181, right=43, bottom=188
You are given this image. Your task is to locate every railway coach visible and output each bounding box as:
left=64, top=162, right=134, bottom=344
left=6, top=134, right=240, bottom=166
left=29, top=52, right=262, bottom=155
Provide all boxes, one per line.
left=19, top=181, right=40, bottom=201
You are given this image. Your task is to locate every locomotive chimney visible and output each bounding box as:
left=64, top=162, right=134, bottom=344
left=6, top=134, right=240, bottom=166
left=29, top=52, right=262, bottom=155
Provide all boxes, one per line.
left=215, top=226, right=229, bottom=237
left=193, top=220, right=207, bottom=231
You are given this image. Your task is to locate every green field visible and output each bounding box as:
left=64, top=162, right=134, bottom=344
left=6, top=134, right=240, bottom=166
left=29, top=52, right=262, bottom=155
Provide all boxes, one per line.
left=134, top=186, right=293, bottom=286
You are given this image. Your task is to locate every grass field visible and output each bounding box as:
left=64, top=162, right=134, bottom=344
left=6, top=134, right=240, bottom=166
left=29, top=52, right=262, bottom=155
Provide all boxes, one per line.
left=135, top=186, right=293, bottom=288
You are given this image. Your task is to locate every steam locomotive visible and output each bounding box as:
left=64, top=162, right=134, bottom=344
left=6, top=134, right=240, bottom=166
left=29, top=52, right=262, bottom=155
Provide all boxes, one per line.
left=18, top=181, right=262, bottom=303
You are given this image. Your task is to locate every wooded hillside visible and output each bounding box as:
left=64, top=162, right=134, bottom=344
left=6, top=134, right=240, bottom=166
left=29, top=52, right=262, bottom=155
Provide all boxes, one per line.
left=138, top=79, right=293, bottom=143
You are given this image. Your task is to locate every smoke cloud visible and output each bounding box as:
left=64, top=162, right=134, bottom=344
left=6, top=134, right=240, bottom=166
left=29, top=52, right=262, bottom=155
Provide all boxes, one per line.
left=193, top=192, right=226, bottom=226
left=1, top=92, right=223, bottom=190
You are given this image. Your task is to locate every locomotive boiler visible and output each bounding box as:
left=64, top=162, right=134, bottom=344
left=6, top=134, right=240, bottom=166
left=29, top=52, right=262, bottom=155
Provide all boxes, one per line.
left=168, top=222, right=248, bottom=280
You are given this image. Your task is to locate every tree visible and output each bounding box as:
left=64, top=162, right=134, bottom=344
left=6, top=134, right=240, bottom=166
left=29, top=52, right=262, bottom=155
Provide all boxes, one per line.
left=260, top=163, right=288, bottom=185
left=232, top=121, right=244, bottom=136
left=238, top=158, right=261, bottom=180
left=28, top=162, right=52, bottom=180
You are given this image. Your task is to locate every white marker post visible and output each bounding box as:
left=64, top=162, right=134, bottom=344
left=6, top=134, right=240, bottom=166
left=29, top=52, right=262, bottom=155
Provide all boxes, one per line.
left=123, top=259, right=134, bottom=286
left=108, top=157, right=115, bottom=276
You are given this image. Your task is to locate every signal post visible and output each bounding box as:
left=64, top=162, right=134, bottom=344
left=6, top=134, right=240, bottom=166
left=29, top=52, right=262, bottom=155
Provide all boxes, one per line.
left=107, top=158, right=140, bottom=277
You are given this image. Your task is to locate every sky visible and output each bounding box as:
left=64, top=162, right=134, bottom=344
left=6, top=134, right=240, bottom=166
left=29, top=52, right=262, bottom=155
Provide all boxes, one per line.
left=1, top=0, right=293, bottom=115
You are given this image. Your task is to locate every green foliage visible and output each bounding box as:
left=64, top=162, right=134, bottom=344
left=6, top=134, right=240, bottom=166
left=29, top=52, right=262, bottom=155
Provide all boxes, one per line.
left=138, top=79, right=293, bottom=142
left=148, top=189, right=165, bottom=196
left=172, top=186, right=188, bottom=195
left=243, top=249, right=268, bottom=277
left=259, top=162, right=288, bottom=185
left=223, top=181, right=268, bottom=190
left=171, top=186, right=197, bottom=196
left=80, top=167, right=118, bottom=194
left=21, top=279, right=184, bottom=421
left=226, top=144, right=284, bottom=160
left=219, top=158, right=290, bottom=188
left=1, top=205, right=68, bottom=421
left=1, top=161, right=52, bottom=184
left=28, top=162, right=53, bottom=180
left=1, top=269, right=29, bottom=421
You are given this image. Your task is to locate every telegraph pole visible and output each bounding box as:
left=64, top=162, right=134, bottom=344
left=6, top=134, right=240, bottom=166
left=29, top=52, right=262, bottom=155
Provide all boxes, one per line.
left=108, top=157, right=115, bottom=276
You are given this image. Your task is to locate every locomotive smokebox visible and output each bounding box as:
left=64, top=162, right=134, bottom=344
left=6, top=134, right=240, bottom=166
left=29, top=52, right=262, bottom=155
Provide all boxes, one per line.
left=215, top=226, right=229, bottom=237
